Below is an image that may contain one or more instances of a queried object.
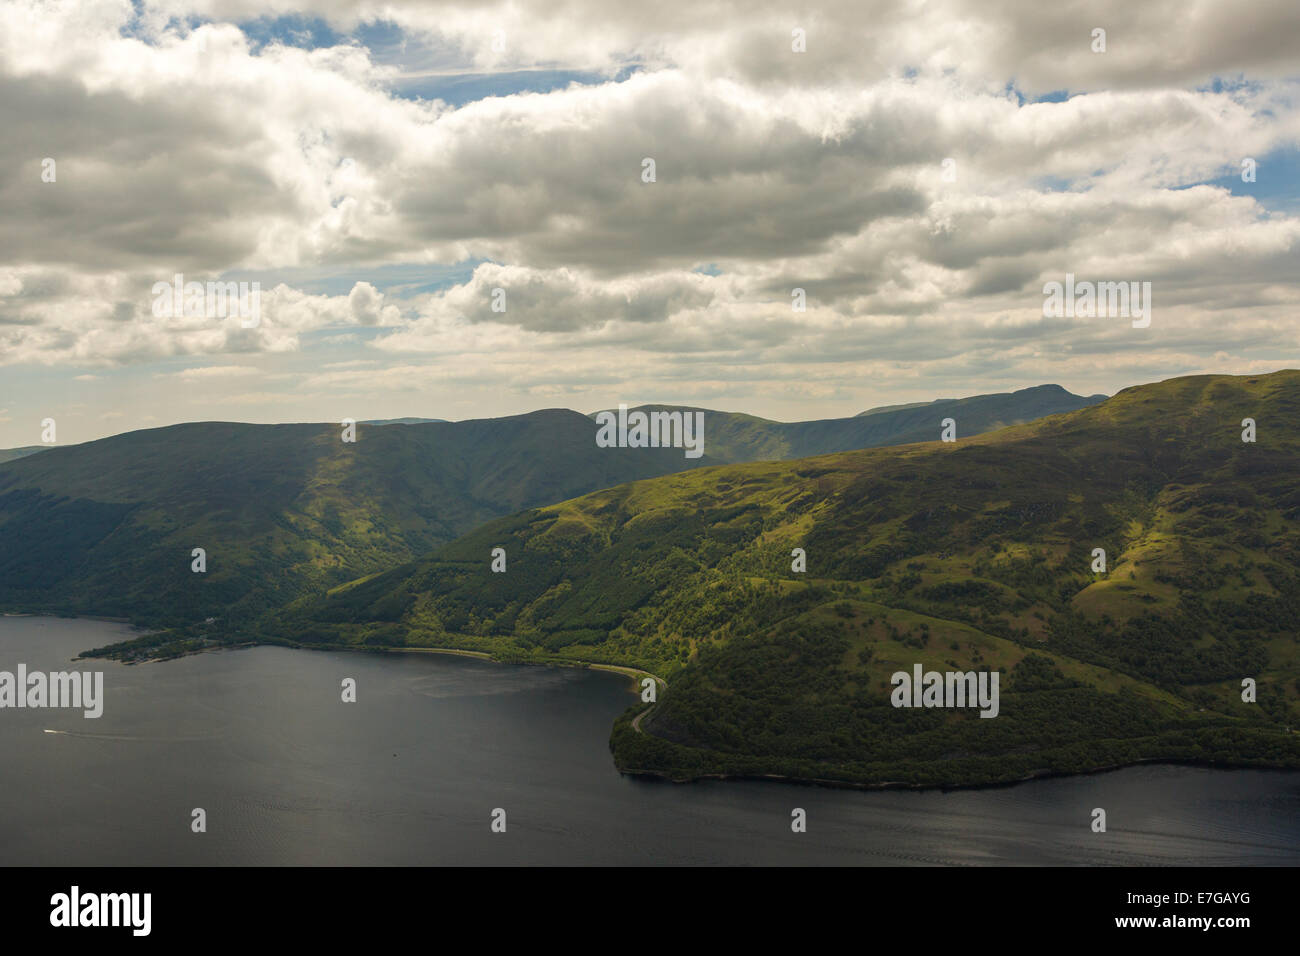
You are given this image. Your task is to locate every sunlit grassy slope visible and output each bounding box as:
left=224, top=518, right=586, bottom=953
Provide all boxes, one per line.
left=270, top=371, right=1300, bottom=786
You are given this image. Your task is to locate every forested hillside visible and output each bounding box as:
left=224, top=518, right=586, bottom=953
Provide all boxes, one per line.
left=262, top=372, right=1300, bottom=785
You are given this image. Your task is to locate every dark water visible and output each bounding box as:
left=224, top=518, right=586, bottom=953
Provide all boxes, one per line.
left=2, top=616, right=1298, bottom=866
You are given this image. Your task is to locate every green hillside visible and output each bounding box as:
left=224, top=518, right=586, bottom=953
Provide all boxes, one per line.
left=0, top=385, right=1097, bottom=633
left=262, top=371, right=1300, bottom=787
left=0, top=446, right=50, bottom=465
left=0, top=411, right=711, bottom=628
left=593, top=384, right=1104, bottom=463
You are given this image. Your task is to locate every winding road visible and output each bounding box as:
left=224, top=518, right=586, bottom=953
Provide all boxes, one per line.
left=631, top=674, right=668, bottom=734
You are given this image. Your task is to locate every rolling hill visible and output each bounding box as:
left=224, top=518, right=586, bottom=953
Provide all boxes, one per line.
left=0, top=411, right=713, bottom=628
left=0, top=385, right=1096, bottom=631
left=260, top=371, right=1300, bottom=786
left=592, top=384, right=1104, bottom=463
left=360, top=418, right=449, bottom=425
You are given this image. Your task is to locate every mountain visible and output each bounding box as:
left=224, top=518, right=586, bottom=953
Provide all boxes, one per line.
left=0, top=446, right=50, bottom=465
left=360, top=418, right=449, bottom=425
left=855, top=400, right=938, bottom=417
left=592, top=384, right=1105, bottom=463
left=263, top=371, right=1300, bottom=787
left=0, top=411, right=713, bottom=628
left=0, top=385, right=1102, bottom=631
left=856, top=384, right=1107, bottom=422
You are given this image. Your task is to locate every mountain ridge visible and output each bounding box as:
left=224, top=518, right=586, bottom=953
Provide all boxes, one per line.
left=255, top=370, right=1300, bottom=787
left=0, top=385, right=1101, bottom=627
left=0, top=446, right=51, bottom=465
left=586, top=384, right=1105, bottom=463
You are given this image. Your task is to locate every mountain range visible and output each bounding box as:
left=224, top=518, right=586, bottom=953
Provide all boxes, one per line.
left=257, top=371, right=1300, bottom=786
left=14, top=373, right=1293, bottom=788
left=0, top=385, right=1100, bottom=629
left=591, top=384, right=1105, bottom=463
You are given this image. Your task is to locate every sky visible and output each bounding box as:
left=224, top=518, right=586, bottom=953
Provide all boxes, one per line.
left=2, top=0, right=1299, bottom=445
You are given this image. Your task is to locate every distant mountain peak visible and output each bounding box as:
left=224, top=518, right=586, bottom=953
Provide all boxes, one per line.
left=358, top=417, right=448, bottom=425
left=1014, top=383, right=1067, bottom=394
left=856, top=383, right=1099, bottom=418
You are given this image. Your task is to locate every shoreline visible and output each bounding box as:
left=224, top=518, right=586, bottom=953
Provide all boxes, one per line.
left=16, top=615, right=1299, bottom=794
left=614, top=756, right=1300, bottom=793
left=338, top=642, right=668, bottom=691
left=101, top=632, right=671, bottom=694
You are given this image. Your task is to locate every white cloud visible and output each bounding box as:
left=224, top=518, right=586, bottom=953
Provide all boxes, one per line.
left=0, top=0, right=1298, bottom=432
left=169, top=365, right=260, bottom=380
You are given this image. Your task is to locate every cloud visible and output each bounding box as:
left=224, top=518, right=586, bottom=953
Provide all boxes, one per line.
left=129, top=1, right=1300, bottom=93
left=0, top=0, right=1298, bottom=428
left=389, top=262, right=719, bottom=333
left=168, top=365, right=260, bottom=380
